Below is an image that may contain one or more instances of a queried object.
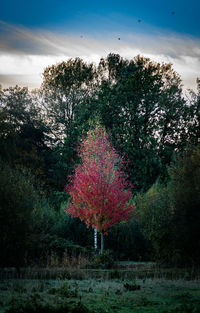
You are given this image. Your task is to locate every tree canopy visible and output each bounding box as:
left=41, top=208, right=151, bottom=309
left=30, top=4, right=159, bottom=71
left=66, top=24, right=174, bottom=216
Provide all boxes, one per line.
left=0, top=52, right=199, bottom=265
left=65, top=127, right=134, bottom=251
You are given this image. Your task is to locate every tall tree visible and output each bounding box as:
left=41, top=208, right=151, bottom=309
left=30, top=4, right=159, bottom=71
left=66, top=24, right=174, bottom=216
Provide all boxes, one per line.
left=65, top=126, right=133, bottom=252
left=96, top=54, right=188, bottom=190
left=185, top=78, right=200, bottom=145
left=41, top=58, right=97, bottom=188
left=41, top=58, right=96, bottom=141
left=0, top=86, right=57, bottom=192
left=168, top=145, right=200, bottom=265
left=40, top=54, right=197, bottom=192
left=136, top=145, right=200, bottom=266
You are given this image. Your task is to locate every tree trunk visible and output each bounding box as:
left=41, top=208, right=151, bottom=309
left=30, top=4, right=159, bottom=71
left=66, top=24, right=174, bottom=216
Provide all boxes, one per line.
left=101, top=232, right=104, bottom=254
left=94, top=228, right=98, bottom=253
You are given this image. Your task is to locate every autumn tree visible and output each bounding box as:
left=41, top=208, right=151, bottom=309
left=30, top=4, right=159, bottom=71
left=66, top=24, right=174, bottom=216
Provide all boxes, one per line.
left=65, top=126, right=133, bottom=253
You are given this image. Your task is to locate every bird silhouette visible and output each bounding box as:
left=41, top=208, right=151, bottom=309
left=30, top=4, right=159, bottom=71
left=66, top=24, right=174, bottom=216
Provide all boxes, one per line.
left=138, top=19, right=141, bottom=23
left=118, top=38, right=120, bottom=40
left=171, top=11, right=175, bottom=15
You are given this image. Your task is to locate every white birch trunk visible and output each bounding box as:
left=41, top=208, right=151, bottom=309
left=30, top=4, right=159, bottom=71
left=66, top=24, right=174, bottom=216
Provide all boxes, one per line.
left=94, top=228, right=98, bottom=252
left=101, top=232, right=104, bottom=254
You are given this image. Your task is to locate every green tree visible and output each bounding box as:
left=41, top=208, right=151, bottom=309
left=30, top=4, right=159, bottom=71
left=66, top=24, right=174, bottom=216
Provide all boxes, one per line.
left=106, top=219, right=151, bottom=260
left=168, top=145, right=200, bottom=265
left=0, top=85, right=57, bottom=192
left=135, top=182, right=174, bottom=263
left=40, top=58, right=97, bottom=188
left=136, top=145, right=200, bottom=266
left=41, top=58, right=96, bottom=141
left=0, top=159, right=39, bottom=267
left=95, top=54, right=188, bottom=191
left=185, top=78, right=200, bottom=145
left=39, top=54, right=199, bottom=194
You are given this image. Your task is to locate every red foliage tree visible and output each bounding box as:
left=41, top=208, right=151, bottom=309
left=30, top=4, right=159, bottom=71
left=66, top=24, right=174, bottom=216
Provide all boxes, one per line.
left=65, top=127, right=134, bottom=252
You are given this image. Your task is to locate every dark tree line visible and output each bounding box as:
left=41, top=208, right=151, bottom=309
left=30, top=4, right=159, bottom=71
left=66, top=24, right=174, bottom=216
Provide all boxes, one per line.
left=0, top=54, right=199, bottom=266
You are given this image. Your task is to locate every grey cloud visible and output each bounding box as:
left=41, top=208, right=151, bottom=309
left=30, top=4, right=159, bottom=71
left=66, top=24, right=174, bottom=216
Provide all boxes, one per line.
left=0, top=21, right=111, bottom=57
left=0, top=21, right=65, bottom=55
left=1, top=20, right=200, bottom=61
left=126, top=32, right=200, bottom=62
left=0, top=74, right=41, bottom=89
left=0, top=21, right=199, bottom=90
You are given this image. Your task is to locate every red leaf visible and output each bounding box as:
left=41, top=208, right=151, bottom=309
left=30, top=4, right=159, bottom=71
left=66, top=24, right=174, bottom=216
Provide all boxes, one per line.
left=65, top=127, right=134, bottom=233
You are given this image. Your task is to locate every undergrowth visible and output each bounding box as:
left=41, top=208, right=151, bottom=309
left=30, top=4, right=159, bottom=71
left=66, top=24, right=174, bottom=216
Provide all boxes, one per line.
left=0, top=277, right=200, bottom=313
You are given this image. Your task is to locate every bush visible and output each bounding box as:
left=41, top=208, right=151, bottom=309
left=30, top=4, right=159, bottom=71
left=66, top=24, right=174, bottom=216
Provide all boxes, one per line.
left=90, top=250, right=116, bottom=269
left=105, top=219, right=152, bottom=261
left=168, top=145, right=200, bottom=265
left=135, top=181, right=174, bottom=264
left=136, top=145, right=200, bottom=266
left=0, top=159, right=40, bottom=267
left=51, top=211, right=93, bottom=249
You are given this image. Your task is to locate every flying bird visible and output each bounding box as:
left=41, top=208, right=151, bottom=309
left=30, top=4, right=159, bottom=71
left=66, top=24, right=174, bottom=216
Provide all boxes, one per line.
left=138, top=19, right=141, bottom=23
left=171, top=11, right=175, bottom=15
left=118, top=38, right=120, bottom=40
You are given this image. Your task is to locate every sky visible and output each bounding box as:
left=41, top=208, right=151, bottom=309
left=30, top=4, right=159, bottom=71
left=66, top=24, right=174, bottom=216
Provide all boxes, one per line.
left=0, top=0, right=200, bottom=91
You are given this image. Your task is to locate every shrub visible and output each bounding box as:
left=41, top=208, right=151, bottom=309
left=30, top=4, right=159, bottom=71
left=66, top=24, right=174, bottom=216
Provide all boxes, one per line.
left=90, top=250, right=116, bottom=269
left=136, top=145, right=200, bottom=266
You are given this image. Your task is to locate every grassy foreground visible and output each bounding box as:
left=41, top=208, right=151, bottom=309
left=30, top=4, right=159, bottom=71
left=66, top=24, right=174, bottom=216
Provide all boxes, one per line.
left=0, top=271, right=200, bottom=313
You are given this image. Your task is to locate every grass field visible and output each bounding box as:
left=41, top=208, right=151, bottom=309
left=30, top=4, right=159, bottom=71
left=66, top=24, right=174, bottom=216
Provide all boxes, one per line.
left=0, top=266, right=200, bottom=313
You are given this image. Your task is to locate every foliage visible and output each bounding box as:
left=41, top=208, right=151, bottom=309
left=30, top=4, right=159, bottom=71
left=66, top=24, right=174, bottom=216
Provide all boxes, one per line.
left=136, top=145, right=200, bottom=265
left=0, top=86, right=55, bottom=192
left=94, top=54, right=190, bottom=191
left=1, top=54, right=200, bottom=267
left=124, top=282, right=141, bottom=291
left=135, top=182, right=173, bottom=263
left=185, top=78, right=200, bottom=146
left=168, top=145, right=200, bottom=265
left=66, top=126, right=133, bottom=235
left=90, top=250, right=116, bottom=269
left=105, top=219, right=152, bottom=260
left=0, top=159, right=40, bottom=267
left=40, top=54, right=196, bottom=193
left=51, top=211, right=94, bottom=249
left=65, top=126, right=134, bottom=254
left=40, top=58, right=97, bottom=186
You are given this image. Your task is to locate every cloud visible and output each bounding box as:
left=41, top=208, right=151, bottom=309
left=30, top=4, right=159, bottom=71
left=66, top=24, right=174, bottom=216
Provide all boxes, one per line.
left=0, top=74, right=40, bottom=89
left=0, top=21, right=199, bottom=90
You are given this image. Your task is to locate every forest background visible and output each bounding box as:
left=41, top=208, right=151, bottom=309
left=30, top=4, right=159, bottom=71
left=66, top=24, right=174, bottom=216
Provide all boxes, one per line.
left=0, top=53, right=200, bottom=268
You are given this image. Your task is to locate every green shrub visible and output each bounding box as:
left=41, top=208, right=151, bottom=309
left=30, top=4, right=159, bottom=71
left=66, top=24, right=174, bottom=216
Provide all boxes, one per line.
left=48, top=280, right=78, bottom=298
left=124, top=282, right=141, bottom=291
left=90, top=250, right=116, bottom=269
left=135, top=181, right=173, bottom=264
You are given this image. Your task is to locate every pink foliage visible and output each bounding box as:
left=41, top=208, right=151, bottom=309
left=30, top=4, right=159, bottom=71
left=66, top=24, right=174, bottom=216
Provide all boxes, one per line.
left=65, top=127, right=134, bottom=233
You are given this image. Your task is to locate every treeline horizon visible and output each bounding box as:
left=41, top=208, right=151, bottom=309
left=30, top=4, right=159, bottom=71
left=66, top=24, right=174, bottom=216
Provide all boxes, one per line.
left=0, top=53, right=199, bottom=267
